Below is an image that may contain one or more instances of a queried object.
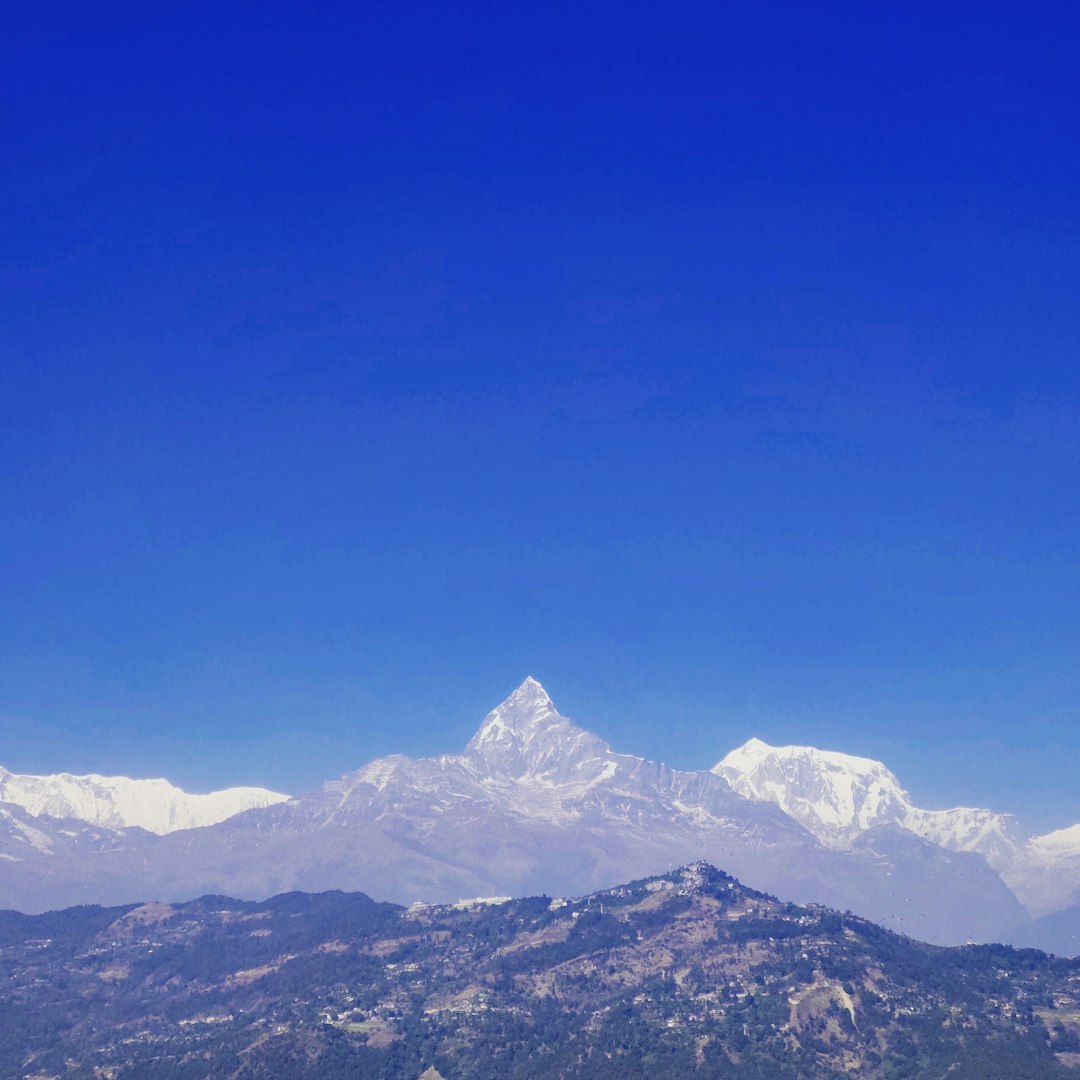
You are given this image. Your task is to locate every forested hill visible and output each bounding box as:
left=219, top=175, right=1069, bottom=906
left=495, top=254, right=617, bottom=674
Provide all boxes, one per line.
left=2, top=863, right=1080, bottom=1079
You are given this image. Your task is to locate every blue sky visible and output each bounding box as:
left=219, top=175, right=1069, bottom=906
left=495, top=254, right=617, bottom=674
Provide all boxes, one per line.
left=2, top=1, right=1078, bottom=830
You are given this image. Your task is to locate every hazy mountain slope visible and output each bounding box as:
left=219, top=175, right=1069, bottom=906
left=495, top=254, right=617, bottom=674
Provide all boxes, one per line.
left=1023, top=827, right=1080, bottom=916
left=0, top=865, right=1076, bottom=1080
left=0, top=764, right=288, bottom=834
left=0, top=802, right=159, bottom=913
left=1012, top=901, right=1080, bottom=958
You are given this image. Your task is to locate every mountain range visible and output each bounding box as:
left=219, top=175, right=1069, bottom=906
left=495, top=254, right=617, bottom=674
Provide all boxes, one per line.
left=1, top=678, right=1077, bottom=953
left=0, top=764, right=287, bottom=834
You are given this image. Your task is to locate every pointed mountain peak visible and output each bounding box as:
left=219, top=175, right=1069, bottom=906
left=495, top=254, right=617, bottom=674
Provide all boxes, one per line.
left=466, top=678, right=560, bottom=752
left=711, top=737, right=776, bottom=774
left=506, top=676, right=554, bottom=710
left=465, top=678, right=608, bottom=777
left=740, top=737, right=773, bottom=753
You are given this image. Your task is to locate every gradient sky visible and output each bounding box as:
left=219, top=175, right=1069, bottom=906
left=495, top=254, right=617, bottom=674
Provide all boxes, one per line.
left=2, top=1, right=1078, bottom=832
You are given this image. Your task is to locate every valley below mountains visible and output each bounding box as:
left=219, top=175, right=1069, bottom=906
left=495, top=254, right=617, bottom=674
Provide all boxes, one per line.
left=1, top=679, right=1078, bottom=953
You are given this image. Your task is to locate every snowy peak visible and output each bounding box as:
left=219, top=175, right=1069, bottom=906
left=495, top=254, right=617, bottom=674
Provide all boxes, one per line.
left=465, top=677, right=557, bottom=763
left=464, top=677, right=608, bottom=779
left=714, top=739, right=910, bottom=844
left=718, top=738, right=898, bottom=790
left=0, top=765, right=290, bottom=835
left=340, top=678, right=742, bottom=831
left=712, top=737, right=1044, bottom=904
left=467, top=676, right=558, bottom=744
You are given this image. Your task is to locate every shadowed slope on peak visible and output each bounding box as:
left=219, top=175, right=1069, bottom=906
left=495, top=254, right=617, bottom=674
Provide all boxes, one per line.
left=0, top=802, right=158, bottom=913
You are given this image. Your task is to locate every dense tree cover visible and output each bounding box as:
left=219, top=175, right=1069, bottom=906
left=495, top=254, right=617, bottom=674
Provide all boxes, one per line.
left=0, top=864, right=1078, bottom=1078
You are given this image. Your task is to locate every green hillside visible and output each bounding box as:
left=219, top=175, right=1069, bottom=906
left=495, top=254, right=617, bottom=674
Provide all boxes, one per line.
left=2, top=864, right=1079, bottom=1079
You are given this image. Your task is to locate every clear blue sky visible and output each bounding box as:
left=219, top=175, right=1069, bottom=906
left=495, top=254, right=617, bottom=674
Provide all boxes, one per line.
left=2, top=1, right=1078, bottom=831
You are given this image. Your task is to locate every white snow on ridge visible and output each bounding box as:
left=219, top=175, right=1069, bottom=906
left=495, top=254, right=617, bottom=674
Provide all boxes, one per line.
left=333, top=684, right=1080, bottom=918
left=329, top=677, right=767, bottom=837
left=1032, top=824, right=1080, bottom=855
left=0, top=765, right=290, bottom=835
left=713, top=736, right=1080, bottom=915
left=714, top=739, right=912, bottom=842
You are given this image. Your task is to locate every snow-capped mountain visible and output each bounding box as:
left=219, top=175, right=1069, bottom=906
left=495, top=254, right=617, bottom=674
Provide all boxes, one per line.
left=0, top=678, right=1067, bottom=948
left=713, top=738, right=1025, bottom=860
left=716, top=739, right=915, bottom=844
left=338, top=677, right=704, bottom=828
left=713, top=737, right=1080, bottom=917
left=0, top=677, right=1019, bottom=947
left=0, top=765, right=289, bottom=835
